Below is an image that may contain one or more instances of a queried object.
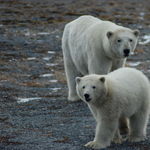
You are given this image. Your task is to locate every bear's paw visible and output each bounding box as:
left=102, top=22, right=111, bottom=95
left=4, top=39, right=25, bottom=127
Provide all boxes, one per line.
left=126, top=135, right=146, bottom=143
left=112, top=137, right=123, bottom=144
left=85, top=141, right=107, bottom=149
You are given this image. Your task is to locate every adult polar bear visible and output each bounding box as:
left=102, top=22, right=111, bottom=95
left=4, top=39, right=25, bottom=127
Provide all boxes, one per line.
left=62, top=15, right=140, bottom=101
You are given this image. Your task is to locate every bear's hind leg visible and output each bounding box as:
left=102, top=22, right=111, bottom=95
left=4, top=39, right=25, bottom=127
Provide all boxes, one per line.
left=127, top=112, right=149, bottom=142
left=64, top=57, right=81, bottom=101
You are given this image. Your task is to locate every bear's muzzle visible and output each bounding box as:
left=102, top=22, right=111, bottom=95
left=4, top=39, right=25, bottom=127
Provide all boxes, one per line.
left=123, top=49, right=130, bottom=57
left=84, top=93, right=91, bottom=102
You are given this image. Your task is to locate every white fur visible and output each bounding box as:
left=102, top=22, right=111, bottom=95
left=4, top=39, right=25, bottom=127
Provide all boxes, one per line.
left=62, top=15, right=140, bottom=101
left=76, top=67, right=150, bottom=149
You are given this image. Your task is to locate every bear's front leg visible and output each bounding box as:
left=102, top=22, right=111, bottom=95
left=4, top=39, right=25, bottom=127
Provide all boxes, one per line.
left=88, top=57, right=112, bottom=75
left=85, top=120, right=118, bottom=149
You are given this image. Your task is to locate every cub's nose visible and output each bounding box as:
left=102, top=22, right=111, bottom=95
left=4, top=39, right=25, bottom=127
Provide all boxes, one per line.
left=84, top=93, right=89, bottom=99
left=84, top=93, right=91, bottom=102
left=124, top=49, right=130, bottom=57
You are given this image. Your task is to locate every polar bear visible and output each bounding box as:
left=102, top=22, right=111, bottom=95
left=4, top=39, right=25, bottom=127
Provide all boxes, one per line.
left=75, top=68, right=150, bottom=149
left=62, top=15, right=140, bottom=101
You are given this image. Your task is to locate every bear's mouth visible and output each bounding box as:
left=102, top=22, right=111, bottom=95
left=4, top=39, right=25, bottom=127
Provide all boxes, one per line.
left=85, top=98, right=92, bottom=102
left=124, top=54, right=129, bottom=57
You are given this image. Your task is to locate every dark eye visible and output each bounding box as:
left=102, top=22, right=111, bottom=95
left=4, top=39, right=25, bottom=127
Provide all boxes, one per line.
left=117, top=39, right=121, bottom=43
left=129, top=39, right=133, bottom=42
left=83, top=86, right=85, bottom=89
left=92, top=86, right=96, bottom=89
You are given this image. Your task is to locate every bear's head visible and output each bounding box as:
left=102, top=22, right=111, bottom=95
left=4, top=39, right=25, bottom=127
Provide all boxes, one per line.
left=106, top=29, right=140, bottom=59
left=75, top=74, right=107, bottom=106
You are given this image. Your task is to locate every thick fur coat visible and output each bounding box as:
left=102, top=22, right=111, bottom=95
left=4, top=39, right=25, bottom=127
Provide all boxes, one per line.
left=62, top=15, right=140, bottom=101
left=76, top=68, right=150, bottom=149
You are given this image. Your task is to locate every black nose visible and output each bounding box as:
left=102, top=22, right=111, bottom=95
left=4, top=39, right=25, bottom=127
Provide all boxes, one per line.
left=124, top=49, right=130, bottom=56
left=84, top=93, right=91, bottom=102
left=84, top=93, right=89, bottom=99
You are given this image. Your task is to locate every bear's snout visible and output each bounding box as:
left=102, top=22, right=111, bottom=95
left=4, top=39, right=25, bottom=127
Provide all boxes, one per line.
left=84, top=93, right=91, bottom=102
left=123, top=49, right=130, bottom=57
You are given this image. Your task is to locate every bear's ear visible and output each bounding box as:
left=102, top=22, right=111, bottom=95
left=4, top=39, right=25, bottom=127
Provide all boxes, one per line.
left=99, top=77, right=105, bottom=83
left=75, top=77, right=81, bottom=84
left=133, top=29, right=140, bottom=37
left=107, top=31, right=113, bottom=39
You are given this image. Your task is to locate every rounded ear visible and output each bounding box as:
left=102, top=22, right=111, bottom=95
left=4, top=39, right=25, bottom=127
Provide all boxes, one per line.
left=107, top=31, right=113, bottom=39
left=99, top=77, right=105, bottom=83
left=133, top=29, right=140, bottom=37
left=75, top=77, right=81, bottom=84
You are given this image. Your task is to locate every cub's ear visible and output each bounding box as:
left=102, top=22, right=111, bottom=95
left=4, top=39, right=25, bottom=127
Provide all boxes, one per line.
left=99, top=77, right=105, bottom=83
left=75, top=77, right=81, bottom=84
left=133, top=29, right=140, bottom=37
left=107, top=31, right=113, bottom=39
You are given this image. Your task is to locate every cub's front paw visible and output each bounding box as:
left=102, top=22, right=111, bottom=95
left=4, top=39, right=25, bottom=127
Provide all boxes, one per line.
left=85, top=141, right=107, bottom=149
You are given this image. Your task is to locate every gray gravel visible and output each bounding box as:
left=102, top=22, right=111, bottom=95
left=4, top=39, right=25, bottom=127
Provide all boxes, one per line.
left=0, top=0, right=150, bottom=149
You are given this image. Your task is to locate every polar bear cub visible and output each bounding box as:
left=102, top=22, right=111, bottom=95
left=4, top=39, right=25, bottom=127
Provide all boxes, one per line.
left=76, top=67, right=150, bottom=149
left=62, top=15, right=140, bottom=101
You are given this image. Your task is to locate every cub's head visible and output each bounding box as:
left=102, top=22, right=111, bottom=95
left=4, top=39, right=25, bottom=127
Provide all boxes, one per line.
left=106, top=29, right=140, bottom=59
left=75, top=74, right=107, bottom=105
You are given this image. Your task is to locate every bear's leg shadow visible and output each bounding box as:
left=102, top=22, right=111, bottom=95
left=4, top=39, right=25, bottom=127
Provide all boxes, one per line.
left=119, top=117, right=129, bottom=135
left=64, top=57, right=81, bottom=101
left=127, top=111, right=149, bottom=142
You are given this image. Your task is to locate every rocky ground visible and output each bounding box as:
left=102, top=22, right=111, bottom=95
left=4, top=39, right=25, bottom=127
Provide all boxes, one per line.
left=0, top=0, right=150, bottom=149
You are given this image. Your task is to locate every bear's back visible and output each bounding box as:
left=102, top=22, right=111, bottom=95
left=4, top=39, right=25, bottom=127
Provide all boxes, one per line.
left=108, top=67, right=150, bottom=94
left=107, top=68, right=150, bottom=114
left=65, top=15, right=101, bottom=32
left=109, top=68, right=147, bottom=81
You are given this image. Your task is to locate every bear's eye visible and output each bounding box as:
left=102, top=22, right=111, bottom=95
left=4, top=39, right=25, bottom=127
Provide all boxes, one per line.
left=83, top=86, right=85, bottom=89
left=92, top=86, right=96, bottom=89
left=129, top=39, right=133, bottom=42
left=117, top=39, right=121, bottom=43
